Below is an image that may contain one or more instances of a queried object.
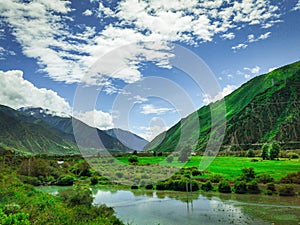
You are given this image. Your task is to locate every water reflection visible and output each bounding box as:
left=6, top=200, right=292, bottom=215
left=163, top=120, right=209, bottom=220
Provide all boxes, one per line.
left=92, top=189, right=266, bottom=225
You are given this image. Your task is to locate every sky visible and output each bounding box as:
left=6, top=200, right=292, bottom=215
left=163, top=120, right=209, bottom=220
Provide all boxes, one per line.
left=0, top=0, right=300, bottom=141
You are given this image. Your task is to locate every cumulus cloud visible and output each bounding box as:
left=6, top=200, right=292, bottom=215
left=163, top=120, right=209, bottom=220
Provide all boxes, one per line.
left=0, top=70, right=71, bottom=114
left=0, top=0, right=282, bottom=85
left=141, top=104, right=174, bottom=115
left=132, top=95, right=148, bottom=104
left=83, top=9, right=93, bottom=16
left=73, top=110, right=114, bottom=130
left=292, top=0, right=300, bottom=11
left=244, top=66, right=261, bottom=74
left=220, top=32, right=235, bottom=40
left=248, top=32, right=271, bottom=43
left=203, top=85, right=237, bottom=104
left=136, top=117, right=169, bottom=141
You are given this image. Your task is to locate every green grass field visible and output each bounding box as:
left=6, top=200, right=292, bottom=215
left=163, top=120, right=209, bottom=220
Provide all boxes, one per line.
left=116, top=156, right=300, bottom=181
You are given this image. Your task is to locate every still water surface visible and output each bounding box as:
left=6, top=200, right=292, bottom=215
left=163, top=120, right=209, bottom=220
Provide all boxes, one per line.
left=38, top=186, right=299, bottom=225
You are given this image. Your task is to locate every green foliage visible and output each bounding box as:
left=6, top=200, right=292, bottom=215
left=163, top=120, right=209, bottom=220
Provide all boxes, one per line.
left=280, top=172, right=300, bottom=184
left=288, top=152, right=299, bottom=159
left=247, top=149, right=255, bottom=157
left=72, top=161, right=92, bottom=177
left=145, top=184, right=153, bottom=190
left=218, top=180, right=231, bottom=193
left=0, top=208, right=30, bottom=225
left=278, top=185, right=296, bottom=196
left=266, top=183, right=276, bottom=195
left=261, top=144, right=269, bottom=160
left=269, top=142, right=280, bottom=160
left=201, top=181, right=213, bottom=192
left=234, top=181, right=247, bottom=194
left=90, top=177, right=98, bottom=185
left=247, top=181, right=260, bottom=194
left=128, top=155, right=138, bottom=164
left=59, top=187, right=93, bottom=207
left=240, top=168, right=255, bottom=182
left=178, top=151, right=189, bottom=163
left=256, top=173, right=274, bottom=184
left=210, top=174, right=223, bottom=183
left=56, top=175, right=75, bottom=186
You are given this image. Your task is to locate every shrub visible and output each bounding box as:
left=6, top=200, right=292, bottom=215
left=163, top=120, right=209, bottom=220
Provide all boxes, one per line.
left=256, top=173, right=274, bottom=184
left=178, top=151, right=189, bottom=163
left=72, top=161, right=92, bottom=177
left=247, top=149, right=255, bottom=157
left=191, top=169, right=202, bottom=176
left=261, top=144, right=269, bottom=160
left=210, top=174, right=223, bottom=183
left=288, top=152, right=299, bottom=159
left=0, top=208, right=30, bottom=225
left=131, top=185, right=139, bottom=189
left=279, top=185, right=296, bottom=196
left=234, top=181, right=247, bottom=194
left=266, top=183, right=276, bottom=195
left=56, top=175, right=75, bottom=186
left=240, top=168, right=255, bottom=182
left=156, top=182, right=169, bottom=190
left=218, top=180, right=231, bottom=193
left=90, top=177, right=98, bottom=185
left=201, top=181, right=213, bottom=192
left=145, top=184, right=153, bottom=190
left=247, top=181, right=260, bottom=194
left=19, top=175, right=42, bottom=186
left=115, top=172, right=123, bottom=178
left=128, top=155, right=138, bottom=164
left=280, top=172, right=300, bottom=184
left=59, top=187, right=93, bottom=207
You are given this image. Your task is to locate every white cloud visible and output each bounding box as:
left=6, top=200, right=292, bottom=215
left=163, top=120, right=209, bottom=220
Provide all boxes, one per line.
left=132, top=95, right=148, bottom=104
left=292, top=0, right=300, bottom=11
left=0, top=70, right=71, bottom=115
left=0, top=0, right=282, bottom=86
left=244, top=66, right=261, bottom=74
left=203, top=85, right=237, bottom=104
left=135, top=117, right=169, bottom=141
left=73, top=110, right=114, bottom=130
left=248, top=32, right=271, bottom=43
left=83, top=9, right=93, bottom=16
left=141, top=104, right=174, bottom=115
left=232, top=43, right=248, bottom=51
left=220, top=32, right=235, bottom=40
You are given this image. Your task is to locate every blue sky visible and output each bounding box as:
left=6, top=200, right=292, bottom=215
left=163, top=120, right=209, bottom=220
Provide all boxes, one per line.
left=0, top=0, right=299, bottom=140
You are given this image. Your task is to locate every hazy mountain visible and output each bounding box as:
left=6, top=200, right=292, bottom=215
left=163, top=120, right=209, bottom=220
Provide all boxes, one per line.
left=18, top=107, right=132, bottom=154
left=104, top=128, right=148, bottom=152
left=144, top=61, right=300, bottom=153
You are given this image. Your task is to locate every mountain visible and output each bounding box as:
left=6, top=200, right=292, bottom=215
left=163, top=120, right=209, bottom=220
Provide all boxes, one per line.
left=18, top=107, right=132, bottom=154
left=144, top=61, right=300, bottom=153
left=104, top=128, right=148, bottom=151
left=0, top=105, right=78, bottom=155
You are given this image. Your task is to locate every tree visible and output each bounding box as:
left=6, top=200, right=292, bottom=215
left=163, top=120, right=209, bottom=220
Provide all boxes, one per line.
left=128, top=155, right=138, bottom=164
left=247, top=149, right=255, bottom=157
left=166, top=156, right=174, bottom=163
left=269, top=142, right=280, bottom=160
left=261, top=143, right=269, bottom=160
left=240, top=167, right=255, bottom=182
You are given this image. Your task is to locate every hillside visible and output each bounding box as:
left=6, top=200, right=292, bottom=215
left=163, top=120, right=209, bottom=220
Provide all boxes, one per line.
left=18, top=107, right=132, bottom=154
left=0, top=105, right=78, bottom=155
left=144, top=61, right=300, bottom=153
left=104, top=128, right=148, bottom=151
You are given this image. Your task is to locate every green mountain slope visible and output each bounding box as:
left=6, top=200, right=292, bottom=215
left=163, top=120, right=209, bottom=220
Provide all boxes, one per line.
left=0, top=105, right=78, bottom=155
left=144, top=61, right=300, bottom=153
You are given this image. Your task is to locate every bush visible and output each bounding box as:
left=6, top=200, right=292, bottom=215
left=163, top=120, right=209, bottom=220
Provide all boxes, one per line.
left=279, top=185, right=296, bottom=196
left=115, top=172, right=123, bottom=178
left=201, top=181, right=213, bottom=192
left=288, top=152, right=299, bottom=159
left=59, top=187, right=93, bottom=207
left=0, top=208, right=30, bottom=225
left=156, top=182, right=169, bottom=190
left=234, top=181, right=247, bottom=194
left=210, top=174, right=223, bottom=183
left=145, top=184, right=153, bottom=190
left=191, top=169, right=202, bottom=176
left=266, top=183, right=276, bottom=195
left=280, top=172, right=300, bottom=184
left=90, top=177, right=98, bottom=185
left=256, top=173, right=274, bottom=184
left=131, top=185, right=138, bottom=189
left=128, top=155, right=138, bottom=164
left=240, top=168, right=255, bottom=182
left=19, top=175, right=42, bottom=186
left=56, top=175, right=75, bottom=186
left=218, top=180, right=231, bottom=193
left=247, top=181, right=260, bottom=194
left=247, top=149, right=255, bottom=157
